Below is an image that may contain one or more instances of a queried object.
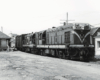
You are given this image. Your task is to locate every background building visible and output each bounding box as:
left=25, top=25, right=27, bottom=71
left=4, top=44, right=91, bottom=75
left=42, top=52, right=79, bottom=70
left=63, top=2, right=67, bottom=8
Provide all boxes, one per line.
left=91, top=27, right=100, bottom=59
left=0, top=31, right=10, bottom=51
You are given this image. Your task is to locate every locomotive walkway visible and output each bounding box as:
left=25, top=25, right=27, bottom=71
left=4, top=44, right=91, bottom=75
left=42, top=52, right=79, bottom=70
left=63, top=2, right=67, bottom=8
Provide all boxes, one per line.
left=0, top=51, right=100, bottom=80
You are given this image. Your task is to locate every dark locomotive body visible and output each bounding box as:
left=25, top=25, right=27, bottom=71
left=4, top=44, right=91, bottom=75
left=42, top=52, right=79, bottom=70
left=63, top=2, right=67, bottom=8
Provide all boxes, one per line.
left=16, top=23, right=95, bottom=61
left=36, top=23, right=94, bottom=60
left=22, top=33, right=35, bottom=52
left=16, top=34, right=26, bottom=51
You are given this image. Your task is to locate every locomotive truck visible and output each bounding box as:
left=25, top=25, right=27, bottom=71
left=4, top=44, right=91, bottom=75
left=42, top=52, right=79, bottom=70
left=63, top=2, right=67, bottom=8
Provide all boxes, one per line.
left=16, top=23, right=95, bottom=61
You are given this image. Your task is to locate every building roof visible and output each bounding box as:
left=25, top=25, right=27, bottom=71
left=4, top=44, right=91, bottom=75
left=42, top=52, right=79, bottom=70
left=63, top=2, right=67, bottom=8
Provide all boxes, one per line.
left=0, top=31, right=10, bottom=39
left=94, top=35, right=100, bottom=38
left=47, top=23, right=93, bottom=32
left=90, top=27, right=99, bottom=35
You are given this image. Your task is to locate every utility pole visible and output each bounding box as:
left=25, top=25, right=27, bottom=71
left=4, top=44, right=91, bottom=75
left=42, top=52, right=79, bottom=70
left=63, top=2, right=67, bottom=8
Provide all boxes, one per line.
left=66, top=12, right=68, bottom=25
left=60, top=12, right=75, bottom=25
left=1, top=26, right=3, bottom=32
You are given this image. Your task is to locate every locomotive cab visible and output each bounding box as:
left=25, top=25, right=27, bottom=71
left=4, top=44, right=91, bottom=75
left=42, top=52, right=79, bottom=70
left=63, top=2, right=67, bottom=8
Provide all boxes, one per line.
left=38, top=30, right=46, bottom=45
left=66, top=23, right=94, bottom=60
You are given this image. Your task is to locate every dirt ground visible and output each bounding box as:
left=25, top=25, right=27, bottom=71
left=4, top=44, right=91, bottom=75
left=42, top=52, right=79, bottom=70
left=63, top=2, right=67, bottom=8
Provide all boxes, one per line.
left=0, top=51, right=100, bottom=80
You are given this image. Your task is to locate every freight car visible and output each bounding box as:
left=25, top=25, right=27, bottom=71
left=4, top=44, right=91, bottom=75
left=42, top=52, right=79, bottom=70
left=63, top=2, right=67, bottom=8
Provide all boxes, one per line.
left=22, top=33, right=35, bottom=52
left=16, top=33, right=36, bottom=53
left=16, top=34, right=26, bottom=51
left=16, top=23, right=95, bottom=61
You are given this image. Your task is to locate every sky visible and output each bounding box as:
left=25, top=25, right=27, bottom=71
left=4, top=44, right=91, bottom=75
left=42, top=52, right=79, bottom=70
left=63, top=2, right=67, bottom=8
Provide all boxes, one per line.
left=0, top=0, right=100, bottom=35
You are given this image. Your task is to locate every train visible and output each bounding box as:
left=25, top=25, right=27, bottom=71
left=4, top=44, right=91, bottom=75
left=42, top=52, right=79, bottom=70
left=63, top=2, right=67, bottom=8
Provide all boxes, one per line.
left=16, top=23, right=95, bottom=61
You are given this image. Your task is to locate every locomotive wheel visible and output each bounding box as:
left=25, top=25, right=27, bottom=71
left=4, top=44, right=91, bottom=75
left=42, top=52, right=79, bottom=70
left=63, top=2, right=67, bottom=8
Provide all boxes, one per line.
left=31, top=50, right=33, bottom=54
left=79, top=50, right=85, bottom=61
left=62, top=53, right=66, bottom=59
left=43, top=50, right=46, bottom=56
left=80, top=55, right=84, bottom=61
left=40, top=51, right=43, bottom=56
left=74, top=49, right=78, bottom=56
left=31, top=49, right=33, bottom=54
left=85, top=49, right=89, bottom=56
left=66, top=50, right=71, bottom=59
left=58, top=52, right=63, bottom=58
left=67, top=56, right=71, bottom=60
left=56, top=50, right=59, bottom=58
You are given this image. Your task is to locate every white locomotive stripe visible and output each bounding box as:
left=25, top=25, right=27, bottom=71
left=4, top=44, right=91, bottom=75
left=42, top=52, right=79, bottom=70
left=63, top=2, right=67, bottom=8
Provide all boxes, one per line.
left=73, top=31, right=82, bottom=43
left=83, top=32, right=90, bottom=42
left=44, top=45, right=49, bottom=48
left=70, top=45, right=84, bottom=47
left=23, top=44, right=35, bottom=48
left=37, top=45, right=65, bottom=49
left=90, top=36, right=92, bottom=44
left=58, top=45, right=65, bottom=48
left=37, top=44, right=94, bottom=48
left=37, top=45, right=45, bottom=48
left=70, top=45, right=94, bottom=47
left=89, top=45, right=94, bottom=47
left=73, top=31, right=90, bottom=43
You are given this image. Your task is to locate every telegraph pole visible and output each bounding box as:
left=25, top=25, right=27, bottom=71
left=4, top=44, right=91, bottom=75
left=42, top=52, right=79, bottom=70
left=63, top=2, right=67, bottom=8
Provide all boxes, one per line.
left=1, top=26, right=3, bottom=32
left=66, top=12, right=68, bottom=25
left=60, top=12, right=75, bottom=25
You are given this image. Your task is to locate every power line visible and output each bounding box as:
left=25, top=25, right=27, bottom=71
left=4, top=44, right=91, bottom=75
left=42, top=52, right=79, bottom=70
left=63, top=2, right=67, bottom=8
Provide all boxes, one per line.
left=1, top=26, right=3, bottom=32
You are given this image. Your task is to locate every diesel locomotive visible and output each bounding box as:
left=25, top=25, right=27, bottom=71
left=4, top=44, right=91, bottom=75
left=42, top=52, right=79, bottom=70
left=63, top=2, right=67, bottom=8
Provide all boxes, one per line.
left=16, top=23, right=95, bottom=61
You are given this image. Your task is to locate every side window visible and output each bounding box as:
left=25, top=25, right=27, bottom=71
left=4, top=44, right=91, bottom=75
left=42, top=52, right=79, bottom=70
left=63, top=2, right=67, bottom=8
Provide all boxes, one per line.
left=97, top=41, right=100, bottom=48
left=65, top=32, right=70, bottom=43
left=55, top=32, right=57, bottom=42
left=39, top=33, right=42, bottom=39
left=97, top=32, right=100, bottom=36
left=47, top=33, right=49, bottom=44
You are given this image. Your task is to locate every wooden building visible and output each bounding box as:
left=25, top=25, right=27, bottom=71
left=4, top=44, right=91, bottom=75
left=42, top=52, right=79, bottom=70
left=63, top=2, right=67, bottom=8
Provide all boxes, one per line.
left=90, top=27, right=100, bottom=58
left=94, top=36, right=100, bottom=56
left=0, top=31, right=10, bottom=50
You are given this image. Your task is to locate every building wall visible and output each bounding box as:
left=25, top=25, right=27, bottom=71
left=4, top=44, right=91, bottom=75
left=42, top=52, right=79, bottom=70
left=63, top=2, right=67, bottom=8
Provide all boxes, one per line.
left=95, top=38, right=100, bottom=55
left=0, top=39, right=10, bottom=50
left=1, top=39, right=7, bottom=48
left=92, top=28, right=100, bottom=45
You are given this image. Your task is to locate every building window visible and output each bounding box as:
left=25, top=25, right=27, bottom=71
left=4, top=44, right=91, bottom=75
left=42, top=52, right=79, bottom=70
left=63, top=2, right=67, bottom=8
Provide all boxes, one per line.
left=97, top=41, right=100, bottom=48
left=65, top=32, right=70, bottom=43
left=97, top=32, right=100, bottom=36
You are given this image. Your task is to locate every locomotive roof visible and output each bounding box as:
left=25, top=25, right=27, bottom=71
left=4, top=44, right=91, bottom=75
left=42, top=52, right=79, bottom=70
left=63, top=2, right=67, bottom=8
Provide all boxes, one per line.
left=47, top=23, right=92, bottom=32
left=0, top=31, right=10, bottom=39
left=26, top=33, right=33, bottom=37
left=47, top=23, right=73, bottom=32
left=38, top=30, right=46, bottom=34
left=34, top=23, right=93, bottom=33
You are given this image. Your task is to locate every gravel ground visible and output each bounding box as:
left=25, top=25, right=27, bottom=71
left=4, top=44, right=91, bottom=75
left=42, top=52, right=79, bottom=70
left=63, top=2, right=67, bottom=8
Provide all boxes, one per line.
left=0, top=51, right=100, bottom=80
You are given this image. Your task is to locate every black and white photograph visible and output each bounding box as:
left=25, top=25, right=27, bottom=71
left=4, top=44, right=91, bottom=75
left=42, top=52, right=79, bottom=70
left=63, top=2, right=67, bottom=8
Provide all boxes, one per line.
left=0, top=0, right=100, bottom=80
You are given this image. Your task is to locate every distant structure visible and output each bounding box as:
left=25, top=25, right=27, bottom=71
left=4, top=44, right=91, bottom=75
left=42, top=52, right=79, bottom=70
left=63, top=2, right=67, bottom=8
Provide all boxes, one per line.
left=1, top=26, right=3, bottom=32
left=0, top=31, right=10, bottom=51
left=90, top=27, right=100, bottom=58
left=9, top=33, right=17, bottom=48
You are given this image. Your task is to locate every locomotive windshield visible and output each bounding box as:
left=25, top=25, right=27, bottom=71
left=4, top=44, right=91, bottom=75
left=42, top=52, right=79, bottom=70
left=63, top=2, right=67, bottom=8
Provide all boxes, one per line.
left=74, top=23, right=92, bottom=30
